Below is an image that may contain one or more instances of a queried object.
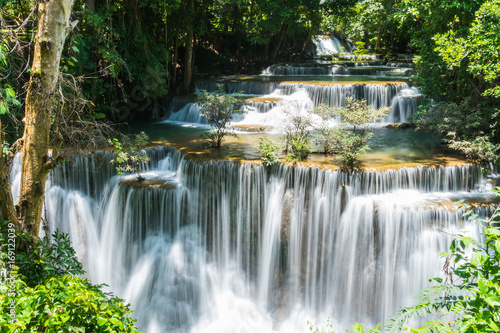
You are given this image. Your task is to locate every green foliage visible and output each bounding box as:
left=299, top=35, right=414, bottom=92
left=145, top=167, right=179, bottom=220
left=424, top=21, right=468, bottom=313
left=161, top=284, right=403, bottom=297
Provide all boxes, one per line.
left=283, top=106, right=312, bottom=162
left=110, top=131, right=151, bottom=179
left=332, top=127, right=372, bottom=170
left=0, top=222, right=84, bottom=288
left=447, top=136, right=500, bottom=166
left=0, top=38, right=21, bottom=118
left=0, top=86, right=20, bottom=116
left=433, top=0, right=500, bottom=99
left=258, top=137, right=281, bottom=166
left=0, top=220, right=139, bottom=332
left=2, top=140, right=11, bottom=157
left=415, top=98, right=500, bottom=165
left=197, top=84, right=242, bottom=149
left=332, top=97, right=389, bottom=170
left=353, top=41, right=370, bottom=55
left=386, top=190, right=500, bottom=332
left=286, top=138, right=312, bottom=163
left=0, top=275, right=138, bottom=333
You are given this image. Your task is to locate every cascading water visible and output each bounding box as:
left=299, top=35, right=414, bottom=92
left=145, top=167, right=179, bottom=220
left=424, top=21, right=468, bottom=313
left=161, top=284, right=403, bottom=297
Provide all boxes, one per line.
left=13, top=145, right=497, bottom=333
left=184, top=80, right=420, bottom=127
left=388, top=87, right=422, bottom=123
left=312, top=36, right=353, bottom=55
left=165, top=103, right=207, bottom=124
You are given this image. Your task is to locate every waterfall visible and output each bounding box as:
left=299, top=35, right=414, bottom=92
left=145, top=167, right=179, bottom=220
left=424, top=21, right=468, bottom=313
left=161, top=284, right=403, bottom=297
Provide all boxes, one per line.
left=312, top=36, right=353, bottom=55
left=276, top=82, right=407, bottom=109
left=17, top=145, right=497, bottom=332
left=261, top=64, right=341, bottom=76
left=165, top=103, right=206, bottom=124
left=388, top=87, right=422, bottom=123
left=169, top=80, right=421, bottom=127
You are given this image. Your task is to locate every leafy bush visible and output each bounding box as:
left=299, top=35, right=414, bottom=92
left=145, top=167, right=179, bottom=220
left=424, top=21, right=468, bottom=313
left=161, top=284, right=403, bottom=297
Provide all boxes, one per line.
left=415, top=98, right=500, bottom=166
left=0, top=221, right=140, bottom=332
left=283, top=106, right=312, bottom=162
left=332, top=97, right=389, bottom=171
left=286, top=138, right=311, bottom=163
left=0, top=221, right=84, bottom=287
left=332, top=128, right=372, bottom=170
left=110, top=131, right=150, bottom=180
left=353, top=41, right=370, bottom=56
left=1, top=275, right=138, bottom=332
left=448, top=135, right=500, bottom=166
left=197, top=84, right=242, bottom=149
left=258, top=137, right=281, bottom=166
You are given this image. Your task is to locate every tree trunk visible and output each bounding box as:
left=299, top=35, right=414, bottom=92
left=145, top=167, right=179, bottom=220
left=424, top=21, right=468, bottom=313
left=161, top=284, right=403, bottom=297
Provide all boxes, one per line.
left=18, top=0, right=75, bottom=240
left=0, top=117, right=16, bottom=224
left=261, top=33, right=271, bottom=61
left=172, top=37, right=178, bottom=85
left=183, top=0, right=195, bottom=93
left=375, top=26, right=382, bottom=53
left=300, top=20, right=317, bottom=58
left=270, top=23, right=288, bottom=62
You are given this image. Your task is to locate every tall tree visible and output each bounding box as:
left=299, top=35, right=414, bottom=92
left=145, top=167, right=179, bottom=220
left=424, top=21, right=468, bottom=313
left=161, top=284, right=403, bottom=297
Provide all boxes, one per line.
left=183, top=0, right=195, bottom=93
left=18, top=0, right=75, bottom=239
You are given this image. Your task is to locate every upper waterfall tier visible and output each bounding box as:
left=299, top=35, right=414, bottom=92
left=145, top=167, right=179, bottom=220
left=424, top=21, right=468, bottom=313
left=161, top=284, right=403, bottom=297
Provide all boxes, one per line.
left=195, top=80, right=408, bottom=108
left=312, top=35, right=355, bottom=55
left=261, top=64, right=413, bottom=77
left=160, top=80, right=418, bottom=126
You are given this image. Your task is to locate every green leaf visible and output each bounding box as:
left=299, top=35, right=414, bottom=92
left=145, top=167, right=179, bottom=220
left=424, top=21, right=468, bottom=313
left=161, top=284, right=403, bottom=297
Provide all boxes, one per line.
left=97, top=317, right=107, bottom=326
left=487, top=318, right=499, bottom=331
left=461, top=236, right=473, bottom=248
left=110, top=317, right=124, bottom=330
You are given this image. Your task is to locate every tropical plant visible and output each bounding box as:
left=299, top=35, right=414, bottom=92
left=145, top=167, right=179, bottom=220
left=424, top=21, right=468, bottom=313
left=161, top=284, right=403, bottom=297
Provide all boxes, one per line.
left=353, top=41, right=370, bottom=55
left=0, top=275, right=139, bottom=333
left=258, top=137, right=281, bottom=166
left=332, top=97, right=389, bottom=170
left=0, top=220, right=140, bottom=332
left=197, top=84, right=242, bottom=149
left=282, top=106, right=312, bottom=162
left=385, top=189, right=500, bottom=332
left=110, top=131, right=150, bottom=180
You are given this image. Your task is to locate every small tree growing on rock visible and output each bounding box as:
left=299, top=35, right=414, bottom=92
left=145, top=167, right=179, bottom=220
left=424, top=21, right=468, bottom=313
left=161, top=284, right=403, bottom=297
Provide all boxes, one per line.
left=312, top=103, right=337, bottom=155
left=197, top=84, right=242, bottom=149
left=333, top=97, right=389, bottom=171
left=283, top=106, right=312, bottom=162
left=110, top=131, right=150, bottom=181
left=258, top=137, right=281, bottom=166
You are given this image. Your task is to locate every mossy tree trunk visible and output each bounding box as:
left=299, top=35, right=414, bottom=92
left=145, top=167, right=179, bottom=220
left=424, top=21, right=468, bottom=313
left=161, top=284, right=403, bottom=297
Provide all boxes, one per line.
left=18, top=0, right=75, bottom=240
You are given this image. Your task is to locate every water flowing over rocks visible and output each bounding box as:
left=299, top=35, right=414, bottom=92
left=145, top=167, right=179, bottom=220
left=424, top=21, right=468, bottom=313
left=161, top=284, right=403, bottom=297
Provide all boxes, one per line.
left=10, top=146, right=498, bottom=332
